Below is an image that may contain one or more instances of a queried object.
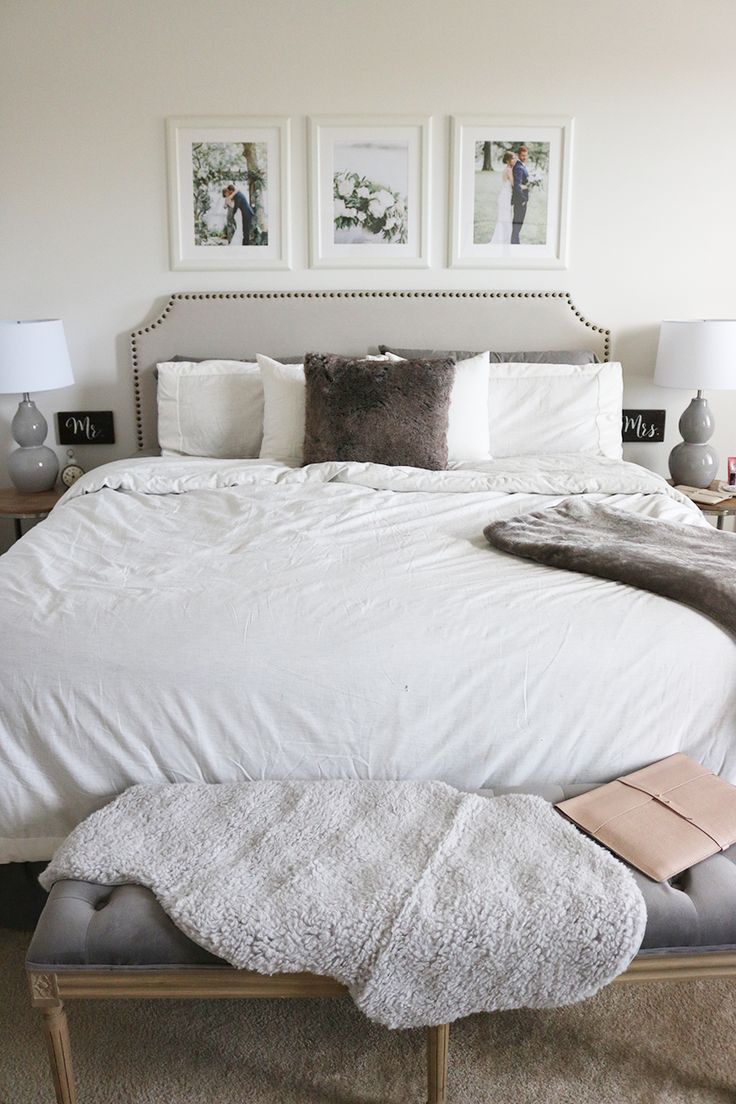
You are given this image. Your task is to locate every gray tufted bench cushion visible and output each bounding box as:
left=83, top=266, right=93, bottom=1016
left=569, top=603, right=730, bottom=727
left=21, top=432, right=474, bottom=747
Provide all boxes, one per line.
left=25, top=782, right=736, bottom=1104
left=26, top=782, right=736, bottom=970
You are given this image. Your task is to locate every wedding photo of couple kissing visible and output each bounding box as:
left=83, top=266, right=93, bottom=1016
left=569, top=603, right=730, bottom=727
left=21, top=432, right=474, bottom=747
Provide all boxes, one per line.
left=191, top=140, right=270, bottom=248
left=473, top=140, right=549, bottom=247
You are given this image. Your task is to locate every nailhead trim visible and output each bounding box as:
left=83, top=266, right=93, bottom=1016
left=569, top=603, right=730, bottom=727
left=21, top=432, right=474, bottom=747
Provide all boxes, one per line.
left=130, top=292, right=612, bottom=450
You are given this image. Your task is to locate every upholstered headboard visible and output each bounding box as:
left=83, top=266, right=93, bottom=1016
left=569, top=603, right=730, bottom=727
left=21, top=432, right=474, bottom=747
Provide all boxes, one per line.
left=130, top=291, right=611, bottom=452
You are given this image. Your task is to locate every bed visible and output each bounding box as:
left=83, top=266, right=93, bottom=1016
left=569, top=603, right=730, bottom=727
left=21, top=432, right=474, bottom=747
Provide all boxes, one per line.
left=1, top=290, right=735, bottom=871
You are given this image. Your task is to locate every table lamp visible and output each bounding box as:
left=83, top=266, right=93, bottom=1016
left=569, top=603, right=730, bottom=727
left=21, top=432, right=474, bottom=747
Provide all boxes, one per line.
left=0, top=319, right=74, bottom=492
left=654, top=319, right=736, bottom=488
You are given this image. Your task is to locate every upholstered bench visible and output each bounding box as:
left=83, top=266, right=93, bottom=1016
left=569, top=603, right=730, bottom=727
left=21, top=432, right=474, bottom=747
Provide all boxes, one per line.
left=26, top=784, right=736, bottom=1104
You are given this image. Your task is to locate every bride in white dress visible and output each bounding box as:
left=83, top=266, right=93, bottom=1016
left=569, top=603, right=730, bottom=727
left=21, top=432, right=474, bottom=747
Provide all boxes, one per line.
left=490, top=151, right=516, bottom=245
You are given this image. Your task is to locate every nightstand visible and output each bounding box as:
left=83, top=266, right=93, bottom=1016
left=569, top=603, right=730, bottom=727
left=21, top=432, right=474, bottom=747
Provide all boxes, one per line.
left=0, top=488, right=64, bottom=542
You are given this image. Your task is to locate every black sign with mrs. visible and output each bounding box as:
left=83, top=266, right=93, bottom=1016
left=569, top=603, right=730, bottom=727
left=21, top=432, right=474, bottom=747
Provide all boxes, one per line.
left=621, top=409, right=666, bottom=443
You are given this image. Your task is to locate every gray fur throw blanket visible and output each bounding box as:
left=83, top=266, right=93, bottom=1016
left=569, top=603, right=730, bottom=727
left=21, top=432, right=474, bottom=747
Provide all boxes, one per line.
left=485, top=499, right=736, bottom=637
left=41, top=781, right=645, bottom=1028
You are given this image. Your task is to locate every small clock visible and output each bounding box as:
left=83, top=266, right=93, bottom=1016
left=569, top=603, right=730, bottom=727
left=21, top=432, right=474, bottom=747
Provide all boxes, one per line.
left=60, top=448, right=85, bottom=488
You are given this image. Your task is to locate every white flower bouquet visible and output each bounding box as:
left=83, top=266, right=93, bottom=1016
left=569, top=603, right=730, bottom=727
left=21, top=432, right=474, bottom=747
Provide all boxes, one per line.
left=333, top=172, right=408, bottom=243
left=526, top=168, right=545, bottom=191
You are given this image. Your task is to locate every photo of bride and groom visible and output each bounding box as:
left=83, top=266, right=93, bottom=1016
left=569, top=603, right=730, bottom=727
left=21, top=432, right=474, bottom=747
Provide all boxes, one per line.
left=222, top=184, right=255, bottom=245
left=473, top=140, right=549, bottom=247
left=191, top=140, right=269, bottom=248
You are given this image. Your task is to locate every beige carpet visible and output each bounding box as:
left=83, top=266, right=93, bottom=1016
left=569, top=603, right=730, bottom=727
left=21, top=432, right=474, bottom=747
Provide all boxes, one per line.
left=2, top=929, right=735, bottom=1104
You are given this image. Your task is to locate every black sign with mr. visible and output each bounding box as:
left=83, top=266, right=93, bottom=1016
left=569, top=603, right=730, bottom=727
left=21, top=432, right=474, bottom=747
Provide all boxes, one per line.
left=56, top=411, right=116, bottom=445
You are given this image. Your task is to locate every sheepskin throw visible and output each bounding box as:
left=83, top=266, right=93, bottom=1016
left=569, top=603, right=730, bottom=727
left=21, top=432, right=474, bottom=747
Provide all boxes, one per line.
left=41, top=781, right=646, bottom=1029
left=302, top=353, right=455, bottom=469
left=484, top=498, right=736, bottom=636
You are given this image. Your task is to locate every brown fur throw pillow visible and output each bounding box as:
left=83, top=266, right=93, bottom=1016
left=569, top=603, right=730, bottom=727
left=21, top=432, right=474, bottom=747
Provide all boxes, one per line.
left=303, top=353, right=456, bottom=470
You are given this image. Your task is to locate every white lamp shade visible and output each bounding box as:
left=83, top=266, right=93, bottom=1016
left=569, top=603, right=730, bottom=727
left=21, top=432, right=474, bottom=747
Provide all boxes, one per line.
left=0, top=319, right=74, bottom=394
left=654, top=319, right=736, bottom=391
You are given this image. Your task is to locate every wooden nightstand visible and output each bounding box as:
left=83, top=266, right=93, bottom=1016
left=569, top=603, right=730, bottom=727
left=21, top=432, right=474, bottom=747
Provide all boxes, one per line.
left=0, top=488, right=64, bottom=542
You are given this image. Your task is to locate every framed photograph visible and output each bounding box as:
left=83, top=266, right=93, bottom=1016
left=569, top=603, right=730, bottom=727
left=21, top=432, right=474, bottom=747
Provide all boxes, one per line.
left=728, top=457, right=736, bottom=486
left=166, top=116, right=290, bottom=270
left=450, top=116, right=573, bottom=269
left=309, top=115, right=431, bottom=268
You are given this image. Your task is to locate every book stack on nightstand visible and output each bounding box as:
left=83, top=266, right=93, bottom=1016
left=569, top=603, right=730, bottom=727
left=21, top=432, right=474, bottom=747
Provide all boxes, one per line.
left=0, top=488, right=64, bottom=543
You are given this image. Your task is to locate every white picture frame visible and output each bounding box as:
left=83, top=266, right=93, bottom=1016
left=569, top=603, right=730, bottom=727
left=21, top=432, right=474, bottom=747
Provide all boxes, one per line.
left=309, top=115, right=431, bottom=268
left=450, top=115, right=573, bottom=269
left=166, top=116, right=291, bottom=270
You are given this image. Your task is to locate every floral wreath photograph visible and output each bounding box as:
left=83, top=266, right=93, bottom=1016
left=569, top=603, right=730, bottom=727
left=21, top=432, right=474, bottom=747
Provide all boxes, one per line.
left=450, top=115, right=573, bottom=269
left=309, top=115, right=431, bottom=268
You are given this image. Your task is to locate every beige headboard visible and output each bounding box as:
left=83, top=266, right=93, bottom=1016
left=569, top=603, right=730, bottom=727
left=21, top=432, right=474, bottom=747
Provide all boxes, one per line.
left=130, top=291, right=611, bottom=452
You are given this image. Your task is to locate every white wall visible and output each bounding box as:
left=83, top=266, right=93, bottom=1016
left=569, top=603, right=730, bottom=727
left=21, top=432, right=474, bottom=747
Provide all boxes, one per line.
left=2, top=0, right=736, bottom=502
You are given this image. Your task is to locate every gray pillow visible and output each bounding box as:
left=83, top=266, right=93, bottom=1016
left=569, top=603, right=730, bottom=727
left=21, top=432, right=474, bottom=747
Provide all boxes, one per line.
left=170, top=354, right=304, bottom=364
left=303, top=353, right=455, bottom=471
left=378, top=346, right=600, bottom=365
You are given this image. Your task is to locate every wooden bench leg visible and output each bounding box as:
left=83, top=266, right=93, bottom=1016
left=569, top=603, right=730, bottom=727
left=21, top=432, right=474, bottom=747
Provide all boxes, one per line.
left=40, top=1002, right=77, bottom=1104
left=427, top=1022, right=449, bottom=1104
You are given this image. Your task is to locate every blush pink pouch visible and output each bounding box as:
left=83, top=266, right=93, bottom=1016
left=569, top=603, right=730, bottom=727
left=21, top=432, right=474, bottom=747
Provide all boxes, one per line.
left=555, top=753, right=736, bottom=882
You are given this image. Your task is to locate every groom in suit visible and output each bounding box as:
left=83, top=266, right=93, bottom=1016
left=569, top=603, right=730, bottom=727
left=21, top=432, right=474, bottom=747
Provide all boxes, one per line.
left=224, top=184, right=254, bottom=245
left=511, top=145, right=530, bottom=245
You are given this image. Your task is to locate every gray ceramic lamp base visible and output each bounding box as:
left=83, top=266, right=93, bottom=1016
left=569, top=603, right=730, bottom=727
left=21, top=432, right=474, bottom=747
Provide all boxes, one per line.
left=8, top=397, right=59, bottom=493
left=668, top=395, right=718, bottom=489
left=668, top=442, right=718, bottom=487
left=8, top=445, right=59, bottom=492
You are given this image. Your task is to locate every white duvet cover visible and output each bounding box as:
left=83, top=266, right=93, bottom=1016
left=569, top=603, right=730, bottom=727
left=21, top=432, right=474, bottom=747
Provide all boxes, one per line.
left=1, top=454, right=735, bottom=863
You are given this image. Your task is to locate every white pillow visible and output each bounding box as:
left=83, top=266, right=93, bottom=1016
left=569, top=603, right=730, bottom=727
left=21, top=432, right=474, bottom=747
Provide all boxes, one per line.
left=157, top=360, right=263, bottom=458
left=257, top=354, right=306, bottom=461
left=487, top=362, right=623, bottom=459
left=380, top=351, right=491, bottom=462
left=258, top=352, right=491, bottom=464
